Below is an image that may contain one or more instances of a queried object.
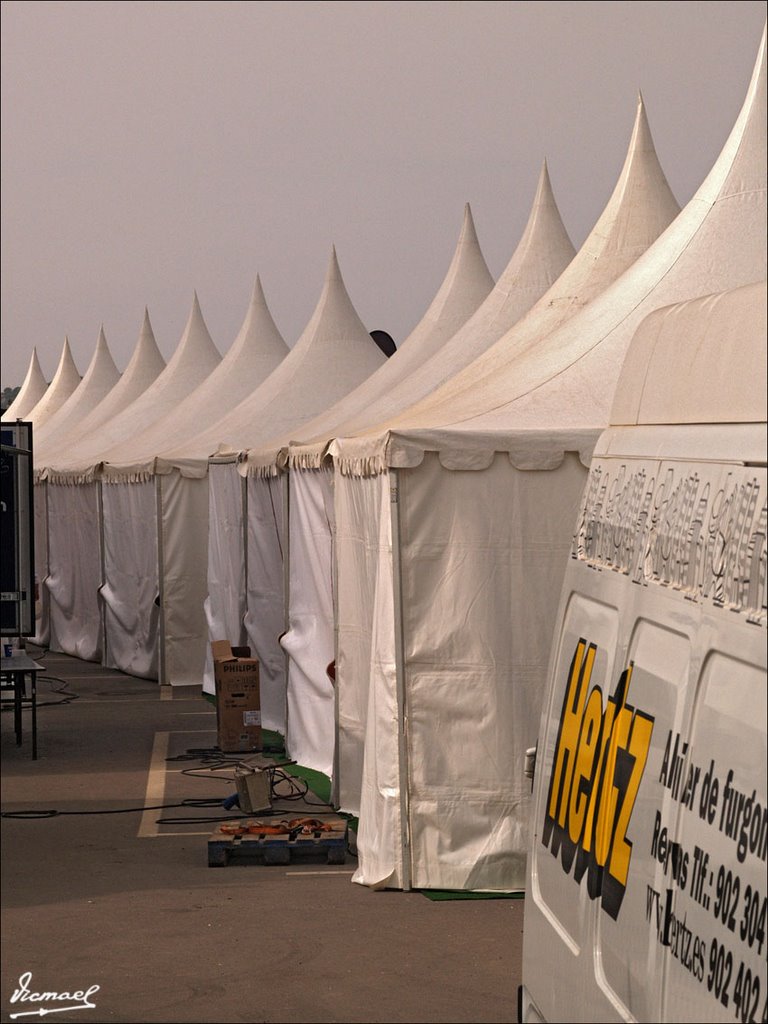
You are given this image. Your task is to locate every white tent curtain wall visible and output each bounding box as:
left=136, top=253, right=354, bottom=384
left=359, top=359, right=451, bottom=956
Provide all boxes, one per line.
left=34, top=469, right=209, bottom=687
left=204, top=466, right=291, bottom=729
left=32, top=480, right=50, bottom=648
left=334, top=469, right=395, bottom=814
left=204, top=462, right=247, bottom=695
left=244, top=472, right=288, bottom=734
left=101, top=479, right=160, bottom=680
left=281, top=466, right=337, bottom=775
left=159, top=471, right=209, bottom=686
left=344, top=448, right=592, bottom=891
left=47, top=480, right=103, bottom=661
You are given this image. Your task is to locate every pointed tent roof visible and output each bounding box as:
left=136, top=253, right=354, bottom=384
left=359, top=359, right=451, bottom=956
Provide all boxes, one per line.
left=457, top=160, right=577, bottom=343
left=389, top=203, right=494, bottom=352
left=281, top=162, right=575, bottom=471
left=244, top=203, right=496, bottom=472
left=294, top=95, right=679, bottom=472
left=143, top=248, right=387, bottom=475
left=23, top=338, right=81, bottom=430
left=34, top=327, right=120, bottom=462
left=338, top=27, right=766, bottom=471
left=1, top=348, right=47, bottom=421
left=94, top=276, right=289, bottom=470
left=43, top=294, right=221, bottom=476
left=59, top=310, right=166, bottom=449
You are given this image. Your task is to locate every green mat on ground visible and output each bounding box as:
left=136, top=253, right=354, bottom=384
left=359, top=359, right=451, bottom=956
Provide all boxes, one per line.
left=275, top=761, right=332, bottom=804
left=269, top=759, right=359, bottom=827
left=261, top=728, right=287, bottom=755
left=421, top=890, right=524, bottom=901
left=264, top=742, right=358, bottom=829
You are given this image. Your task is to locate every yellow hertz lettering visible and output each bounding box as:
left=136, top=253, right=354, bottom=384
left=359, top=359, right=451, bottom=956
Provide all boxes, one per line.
left=542, top=639, right=654, bottom=920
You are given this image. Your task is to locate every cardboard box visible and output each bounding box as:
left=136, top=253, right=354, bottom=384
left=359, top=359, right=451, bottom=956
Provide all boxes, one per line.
left=211, top=640, right=261, bottom=752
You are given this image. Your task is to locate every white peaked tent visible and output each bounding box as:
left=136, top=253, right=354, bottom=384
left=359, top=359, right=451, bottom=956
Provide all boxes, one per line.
left=49, top=293, right=221, bottom=474
left=247, top=204, right=496, bottom=474
left=28, top=328, right=119, bottom=658
left=153, top=249, right=387, bottom=721
left=41, top=295, right=221, bottom=679
left=86, top=277, right=291, bottom=687
left=159, top=251, right=386, bottom=463
left=2, top=348, right=47, bottom=421
left=335, top=30, right=767, bottom=892
left=62, top=310, right=167, bottom=447
left=288, top=97, right=676, bottom=478
left=97, top=277, right=289, bottom=470
left=331, top=93, right=681, bottom=475
left=316, top=94, right=680, bottom=813
left=32, top=312, right=166, bottom=654
left=22, top=339, right=82, bottom=644
left=24, top=338, right=80, bottom=431
left=251, top=176, right=573, bottom=776
left=34, top=327, right=120, bottom=459
left=247, top=167, right=576, bottom=477
left=244, top=206, right=497, bottom=771
left=275, top=120, right=677, bottom=781
left=195, top=211, right=491, bottom=737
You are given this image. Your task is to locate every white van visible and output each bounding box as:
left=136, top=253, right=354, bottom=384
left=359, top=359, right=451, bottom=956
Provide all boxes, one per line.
left=520, top=281, right=767, bottom=1023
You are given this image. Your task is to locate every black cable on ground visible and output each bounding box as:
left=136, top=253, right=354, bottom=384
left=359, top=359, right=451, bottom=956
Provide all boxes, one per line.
left=166, top=747, right=233, bottom=763
left=3, top=748, right=345, bottom=826
left=1, top=798, right=224, bottom=820
left=48, top=677, right=80, bottom=702
left=0, top=670, right=79, bottom=711
left=35, top=676, right=80, bottom=708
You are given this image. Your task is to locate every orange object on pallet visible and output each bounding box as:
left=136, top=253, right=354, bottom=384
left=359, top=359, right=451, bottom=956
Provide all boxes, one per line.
left=218, top=817, right=336, bottom=837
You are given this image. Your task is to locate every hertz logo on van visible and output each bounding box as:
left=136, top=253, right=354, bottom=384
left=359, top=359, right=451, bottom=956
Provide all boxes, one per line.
left=542, top=639, right=654, bottom=920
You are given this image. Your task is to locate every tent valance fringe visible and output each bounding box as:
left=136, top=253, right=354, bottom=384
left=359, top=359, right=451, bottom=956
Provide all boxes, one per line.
left=336, top=452, right=389, bottom=478
left=247, top=461, right=282, bottom=479
left=243, top=445, right=292, bottom=478
left=41, top=466, right=101, bottom=485
left=101, top=468, right=156, bottom=484
left=287, top=447, right=331, bottom=472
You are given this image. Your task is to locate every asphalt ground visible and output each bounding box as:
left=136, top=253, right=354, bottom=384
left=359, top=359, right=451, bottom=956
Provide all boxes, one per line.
left=1, top=649, right=522, bottom=1024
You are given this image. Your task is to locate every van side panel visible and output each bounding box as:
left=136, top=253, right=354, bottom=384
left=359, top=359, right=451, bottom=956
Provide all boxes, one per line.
left=528, top=592, right=622, bottom=1016
left=524, top=456, right=766, bottom=1023
left=664, top=642, right=766, bottom=1022
left=597, top=612, right=691, bottom=1021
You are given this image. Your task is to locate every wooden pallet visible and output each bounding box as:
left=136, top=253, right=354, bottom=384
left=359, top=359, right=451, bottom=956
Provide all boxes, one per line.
left=208, top=816, right=348, bottom=867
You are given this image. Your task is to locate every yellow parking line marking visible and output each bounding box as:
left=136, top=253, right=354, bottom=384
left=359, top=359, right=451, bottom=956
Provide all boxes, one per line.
left=139, top=730, right=224, bottom=838
left=138, top=731, right=170, bottom=837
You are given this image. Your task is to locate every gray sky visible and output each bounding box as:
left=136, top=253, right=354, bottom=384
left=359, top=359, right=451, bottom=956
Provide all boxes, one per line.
left=1, top=0, right=765, bottom=388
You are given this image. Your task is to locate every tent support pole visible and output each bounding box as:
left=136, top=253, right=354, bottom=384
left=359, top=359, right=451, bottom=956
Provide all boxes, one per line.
left=40, top=479, right=50, bottom=646
left=390, top=468, right=412, bottom=892
left=241, top=469, right=248, bottom=648
left=331, top=464, right=341, bottom=807
left=97, top=480, right=106, bottom=661
left=156, top=475, right=167, bottom=687
left=282, top=471, right=291, bottom=744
